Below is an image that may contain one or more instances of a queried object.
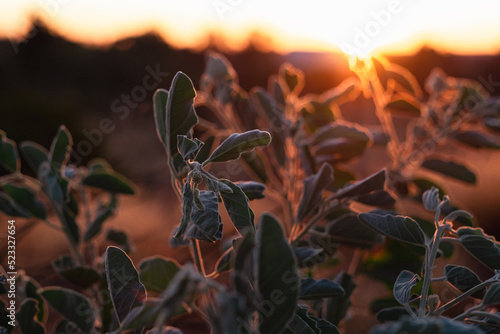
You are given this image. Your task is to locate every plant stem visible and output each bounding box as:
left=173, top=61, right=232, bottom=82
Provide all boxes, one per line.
left=366, top=66, right=402, bottom=165
left=431, top=276, right=447, bottom=282
left=348, top=248, right=361, bottom=276
left=419, top=224, right=445, bottom=317
left=291, top=204, right=325, bottom=244
left=439, top=237, right=461, bottom=244
left=468, top=311, right=500, bottom=322
left=190, top=239, right=206, bottom=277
left=433, top=278, right=498, bottom=316
left=404, top=303, right=418, bottom=318
left=453, top=304, right=483, bottom=321
left=81, top=188, right=96, bottom=263
left=42, top=219, right=63, bottom=231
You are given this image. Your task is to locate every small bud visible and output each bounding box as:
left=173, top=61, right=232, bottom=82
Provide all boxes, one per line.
left=428, top=294, right=440, bottom=312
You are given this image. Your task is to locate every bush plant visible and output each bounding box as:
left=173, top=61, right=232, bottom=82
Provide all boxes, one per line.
left=1, top=53, right=500, bottom=333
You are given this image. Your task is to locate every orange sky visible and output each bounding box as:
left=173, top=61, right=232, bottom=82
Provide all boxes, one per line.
left=1, top=0, right=500, bottom=56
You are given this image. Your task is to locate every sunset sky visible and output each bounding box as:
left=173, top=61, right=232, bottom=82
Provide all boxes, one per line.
left=1, top=0, right=500, bottom=56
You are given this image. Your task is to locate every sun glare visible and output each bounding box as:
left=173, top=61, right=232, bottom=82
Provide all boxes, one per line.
left=1, top=0, right=500, bottom=55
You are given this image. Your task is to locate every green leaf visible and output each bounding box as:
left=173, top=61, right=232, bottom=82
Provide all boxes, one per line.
left=113, top=300, right=162, bottom=333
left=425, top=68, right=448, bottom=94
left=297, top=163, right=333, bottom=221
left=454, top=130, right=500, bottom=149
left=354, top=190, right=396, bottom=207
left=314, top=214, right=384, bottom=248
left=139, top=257, right=181, bottom=293
left=255, top=213, right=299, bottom=334
left=252, top=88, right=284, bottom=125
left=289, top=305, right=340, bottom=334
left=17, top=299, right=45, bottom=334
left=87, top=158, right=113, bottom=174
left=219, top=179, right=255, bottom=235
left=23, top=277, right=47, bottom=323
left=387, top=66, right=422, bottom=97
left=115, top=298, right=185, bottom=333
left=39, top=162, right=69, bottom=204
left=421, top=159, right=476, bottom=184
left=310, top=122, right=369, bottom=146
left=204, top=176, right=233, bottom=193
left=299, top=278, right=344, bottom=300
left=385, top=98, right=420, bottom=116
left=359, top=212, right=426, bottom=247
left=49, top=126, right=72, bottom=168
left=153, top=88, right=169, bottom=146
left=19, top=141, right=49, bottom=175
left=61, top=206, right=80, bottom=246
left=165, top=72, right=199, bottom=157
left=173, top=147, right=190, bottom=179
left=52, top=255, right=100, bottom=289
left=252, top=88, right=287, bottom=166
left=370, top=317, right=483, bottom=334
left=232, top=232, right=255, bottom=299
left=177, top=135, right=203, bottom=161
left=459, top=233, right=500, bottom=270
left=105, top=246, right=147, bottom=323
left=194, top=136, right=215, bottom=163
left=66, top=192, right=79, bottom=216
left=314, top=319, right=341, bottom=334
left=484, top=117, right=500, bottom=132
left=331, top=166, right=356, bottom=189
left=456, top=227, right=489, bottom=237
left=202, top=51, right=238, bottom=104
left=280, top=63, right=304, bottom=95
left=325, top=271, right=355, bottom=325
left=54, top=320, right=79, bottom=334
left=293, top=247, right=327, bottom=268
left=40, top=287, right=95, bottom=334
left=241, top=151, right=269, bottom=183
left=322, top=77, right=360, bottom=106
left=372, top=57, right=388, bottom=89
left=185, top=191, right=223, bottom=242
left=0, top=131, right=20, bottom=173
left=106, top=229, right=133, bottom=253
left=114, top=267, right=197, bottom=333
left=3, top=183, right=47, bottom=219
left=234, top=181, right=266, bottom=200
left=0, top=191, right=31, bottom=217
left=422, top=187, right=440, bottom=211
left=444, top=265, right=485, bottom=298
left=443, top=210, right=473, bottom=223
left=192, top=187, right=204, bottom=210
left=204, top=51, right=237, bottom=81
left=370, top=316, right=482, bottom=334
left=393, top=270, right=420, bottom=305
left=83, top=195, right=117, bottom=242
left=212, top=292, right=250, bottom=334
left=174, top=182, right=194, bottom=239
left=286, top=314, right=316, bottom=334
left=376, top=307, right=413, bottom=323
left=211, top=247, right=233, bottom=277
left=82, top=172, right=136, bottom=195
left=204, top=130, right=271, bottom=165
left=483, top=283, right=500, bottom=306
left=270, top=75, right=286, bottom=106
left=333, top=169, right=386, bottom=199
left=309, top=122, right=371, bottom=162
